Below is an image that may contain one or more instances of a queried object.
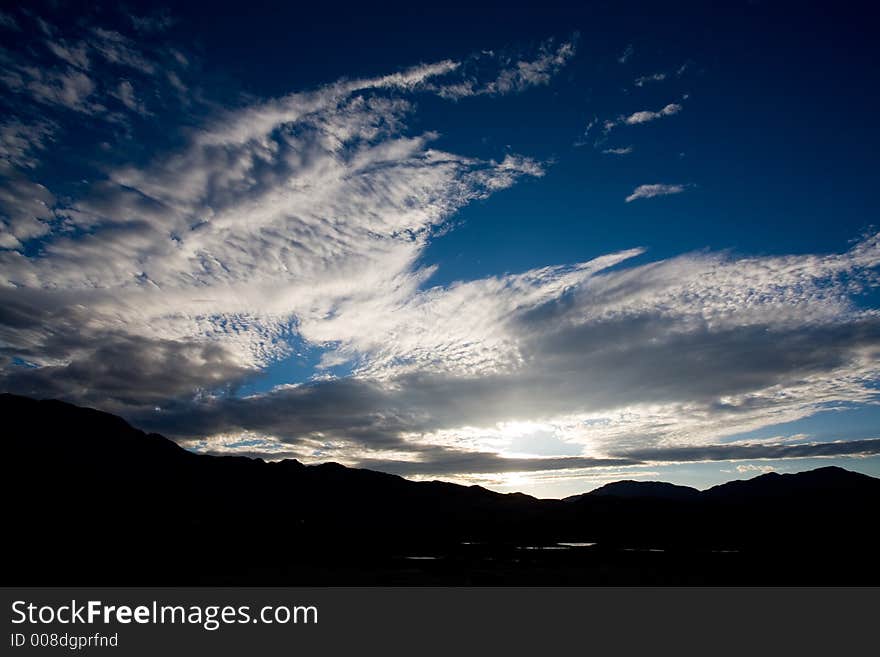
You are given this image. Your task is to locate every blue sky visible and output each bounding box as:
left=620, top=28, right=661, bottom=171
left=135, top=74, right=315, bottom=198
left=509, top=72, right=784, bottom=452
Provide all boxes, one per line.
left=2, top=1, right=880, bottom=497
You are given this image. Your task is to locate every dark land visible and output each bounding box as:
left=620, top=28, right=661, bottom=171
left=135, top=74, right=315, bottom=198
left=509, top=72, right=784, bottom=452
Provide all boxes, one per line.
left=3, top=393, right=879, bottom=585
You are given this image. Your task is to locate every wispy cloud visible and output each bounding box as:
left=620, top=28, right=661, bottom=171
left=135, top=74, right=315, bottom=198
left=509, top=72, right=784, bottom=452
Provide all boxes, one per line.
left=111, top=79, right=149, bottom=115
left=0, top=165, right=55, bottom=249
left=0, top=11, right=20, bottom=31
left=634, top=72, right=666, bottom=87
left=89, top=27, right=157, bottom=75
left=0, top=9, right=193, bottom=120
left=602, top=146, right=633, bottom=155
left=623, top=102, right=682, bottom=125
left=625, top=183, right=688, bottom=202
left=3, top=66, right=100, bottom=114
left=618, top=44, right=634, bottom=64
left=129, top=10, right=174, bottom=33
left=431, top=37, right=577, bottom=100
left=736, top=463, right=777, bottom=473
left=617, top=440, right=880, bottom=464
left=598, top=103, right=683, bottom=137
left=0, top=119, right=56, bottom=168
left=45, top=39, right=90, bottom=69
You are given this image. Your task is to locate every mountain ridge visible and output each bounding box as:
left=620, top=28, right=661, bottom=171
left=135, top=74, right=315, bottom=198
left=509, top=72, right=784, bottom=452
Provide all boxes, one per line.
left=6, top=393, right=874, bottom=501
left=2, top=392, right=879, bottom=585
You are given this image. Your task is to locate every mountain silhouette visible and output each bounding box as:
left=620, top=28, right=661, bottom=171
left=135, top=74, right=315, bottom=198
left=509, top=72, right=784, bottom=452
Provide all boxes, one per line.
left=703, top=466, right=879, bottom=499
left=2, top=393, right=878, bottom=585
left=568, top=480, right=700, bottom=501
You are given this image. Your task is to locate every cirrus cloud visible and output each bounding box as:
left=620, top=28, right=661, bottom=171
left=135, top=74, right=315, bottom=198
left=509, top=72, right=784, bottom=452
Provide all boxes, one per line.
left=625, top=183, right=689, bottom=202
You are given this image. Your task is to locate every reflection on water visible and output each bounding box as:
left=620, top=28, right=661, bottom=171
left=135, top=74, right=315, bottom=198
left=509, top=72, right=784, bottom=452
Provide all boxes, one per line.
left=458, top=541, right=598, bottom=550
left=622, top=548, right=665, bottom=552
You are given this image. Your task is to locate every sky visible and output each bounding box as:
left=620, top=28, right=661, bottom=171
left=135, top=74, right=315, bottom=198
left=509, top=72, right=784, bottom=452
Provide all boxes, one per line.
left=2, top=0, right=880, bottom=497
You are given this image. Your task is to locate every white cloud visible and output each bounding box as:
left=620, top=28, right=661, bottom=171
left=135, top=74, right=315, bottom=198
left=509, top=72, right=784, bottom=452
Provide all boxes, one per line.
left=0, top=119, right=56, bottom=168
left=623, top=103, right=682, bottom=125
left=433, top=38, right=577, bottom=100
left=634, top=72, right=666, bottom=87
left=618, top=44, right=634, bottom=64
left=602, top=146, right=633, bottom=155
left=83, top=232, right=880, bottom=470
left=0, top=163, right=55, bottom=249
left=625, top=183, right=688, bottom=202
left=45, top=39, right=90, bottom=69
left=599, top=103, right=683, bottom=135
left=736, top=464, right=777, bottom=474
left=111, top=79, right=148, bottom=115
left=8, top=66, right=100, bottom=113
left=120, top=228, right=880, bottom=476
left=0, top=7, right=207, bottom=192
left=89, top=27, right=156, bottom=75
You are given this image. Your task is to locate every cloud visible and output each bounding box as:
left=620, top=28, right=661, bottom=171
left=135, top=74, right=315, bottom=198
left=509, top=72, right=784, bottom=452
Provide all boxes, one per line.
left=0, top=119, right=56, bottom=169
left=45, top=40, right=91, bottom=69
left=360, top=438, right=880, bottom=477
left=432, top=37, right=577, bottom=99
left=105, top=234, right=880, bottom=480
left=625, top=183, right=688, bottom=202
left=599, top=103, right=683, bottom=136
left=111, top=79, right=149, bottom=115
left=0, top=11, right=20, bottom=31
left=6, top=66, right=100, bottom=113
left=354, top=449, right=635, bottom=477
left=634, top=72, right=666, bottom=87
left=0, top=163, right=55, bottom=249
left=616, top=439, right=880, bottom=464
left=0, top=332, right=253, bottom=412
left=0, top=32, right=568, bottom=415
left=623, top=103, right=682, bottom=125
left=618, top=44, right=634, bottom=64
left=88, top=27, right=156, bottom=75
left=5, top=71, right=880, bottom=475
left=0, top=9, right=193, bottom=124
left=129, top=11, right=174, bottom=33
left=735, top=463, right=777, bottom=473
left=602, top=146, right=633, bottom=155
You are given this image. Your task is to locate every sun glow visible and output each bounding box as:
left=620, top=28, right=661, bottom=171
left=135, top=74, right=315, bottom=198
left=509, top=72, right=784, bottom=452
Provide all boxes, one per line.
left=495, top=420, right=555, bottom=439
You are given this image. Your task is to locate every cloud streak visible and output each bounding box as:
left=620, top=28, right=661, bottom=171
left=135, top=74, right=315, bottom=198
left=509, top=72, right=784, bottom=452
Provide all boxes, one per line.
left=634, top=72, right=667, bottom=87
left=602, top=146, right=633, bottom=156
left=623, top=103, right=682, bottom=125
left=625, top=183, right=688, bottom=202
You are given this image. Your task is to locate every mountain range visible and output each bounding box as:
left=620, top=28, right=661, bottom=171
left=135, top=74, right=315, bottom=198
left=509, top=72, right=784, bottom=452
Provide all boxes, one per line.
left=2, top=393, right=878, bottom=585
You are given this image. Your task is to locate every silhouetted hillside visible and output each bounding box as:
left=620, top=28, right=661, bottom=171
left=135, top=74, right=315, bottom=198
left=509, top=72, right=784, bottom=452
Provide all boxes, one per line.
left=2, top=393, right=878, bottom=585
left=569, top=480, right=700, bottom=501
left=704, top=466, right=880, bottom=500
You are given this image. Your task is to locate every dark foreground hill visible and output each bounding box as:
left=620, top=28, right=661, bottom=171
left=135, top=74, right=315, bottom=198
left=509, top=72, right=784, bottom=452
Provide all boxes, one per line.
left=2, top=393, right=879, bottom=585
left=566, top=479, right=701, bottom=501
